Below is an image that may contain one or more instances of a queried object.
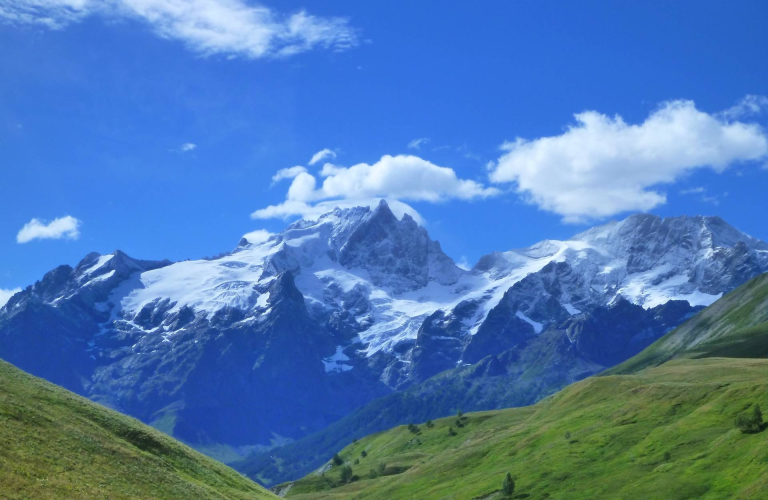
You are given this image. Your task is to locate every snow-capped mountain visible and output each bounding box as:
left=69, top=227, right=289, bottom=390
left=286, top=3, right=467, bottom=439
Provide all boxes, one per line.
left=1, top=200, right=766, bottom=456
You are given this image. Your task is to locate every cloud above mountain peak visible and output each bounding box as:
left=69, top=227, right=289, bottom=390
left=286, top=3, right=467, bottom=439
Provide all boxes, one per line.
left=489, top=98, right=768, bottom=223
left=16, top=216, right=82, bottom=243
left=253, top=154, right=499, bottom=222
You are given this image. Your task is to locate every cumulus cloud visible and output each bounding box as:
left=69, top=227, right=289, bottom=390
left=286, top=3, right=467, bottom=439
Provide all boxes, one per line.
left=0, top=0, right=360, bottom=59
left=241, top=228, right=274, bottom=244
left=16, top=215, right=81, bottom=243
left=271, top=165, right=307, bottom=184
left=407, top=137, right=429, bottom=150
left=0, top=288, right=21, bottom=308
left=308, top=148, right=336, bottom=165
left=253, top=154, right=498, bottom=223
left=489, top=99, right=768, bottom=223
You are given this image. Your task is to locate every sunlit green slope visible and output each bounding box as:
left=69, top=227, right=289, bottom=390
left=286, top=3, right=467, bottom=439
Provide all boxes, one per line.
left=0, top=360, right=275, bottom=500
left=282, top=358, right=768, bottom=500
left=607, top=272, right=768, bottom=375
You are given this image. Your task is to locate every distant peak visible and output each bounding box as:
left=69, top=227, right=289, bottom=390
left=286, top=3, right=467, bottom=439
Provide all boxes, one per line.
left=371, top=199, right=396, bottom=222
left=572, top=212, right=767, bottom=251
left=75, top=252, right=102, bottom=270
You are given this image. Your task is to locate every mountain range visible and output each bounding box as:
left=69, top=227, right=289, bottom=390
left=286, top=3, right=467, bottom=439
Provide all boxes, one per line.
left=1, top=200, right=767, bottom=474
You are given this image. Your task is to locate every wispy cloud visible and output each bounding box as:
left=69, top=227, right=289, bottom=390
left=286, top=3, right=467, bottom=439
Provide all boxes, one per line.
left=16, top=215, right=81, bottom=243
left=241, top=228, right=274, bottom=244
left=180, top=142, right=196, bottom=152
left=489, top=98, right=768, bottom=223
left=407, top=137, right=429, bottom=150
left=0, top=0, right=360, bottom=59
left=308, top=148, right=336, bottom=166
left=680, top=186, right=727, bottom=206
left=253, top=154, right=499, bottom=222
left=0, top=288, right=21, bottom=308
left=271, top=165, right=307, bottom=184
left=456, top=256, right=471, bottom=271
left=700, top=192, right=727, bottom=206
left=718, top=94, right=768, bottom=121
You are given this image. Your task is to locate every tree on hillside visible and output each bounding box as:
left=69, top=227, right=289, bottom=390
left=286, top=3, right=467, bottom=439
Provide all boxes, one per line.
left=736, top=403, right=764, bottom=433
left=361, top=450, right=367, bottom=458
left=339, top=465, right=353, bottom=484
left=502, top=472, right=515, bottom=497
left=408, top=423, right=420, bottom=434
left=753, top=404, right=763, bottom=426
left=332, top=453, right=343, bottom=466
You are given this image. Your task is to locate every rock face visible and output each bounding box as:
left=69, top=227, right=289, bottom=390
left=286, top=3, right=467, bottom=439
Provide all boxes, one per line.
left=1, top=202, right=766, bottom=460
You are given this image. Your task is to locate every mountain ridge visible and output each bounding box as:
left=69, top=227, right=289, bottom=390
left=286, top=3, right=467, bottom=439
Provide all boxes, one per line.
left=1, top=201, right=767, bottom=466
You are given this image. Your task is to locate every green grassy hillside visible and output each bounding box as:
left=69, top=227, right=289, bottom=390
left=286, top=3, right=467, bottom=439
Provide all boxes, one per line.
left=607, top=272, right=768, bottom=375
left=0, top=360, right=275, bottom=500
left=281, top=357, right=768, bottom=500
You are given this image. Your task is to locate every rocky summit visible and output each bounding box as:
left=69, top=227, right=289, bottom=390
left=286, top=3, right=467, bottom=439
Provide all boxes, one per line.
left=1, top=200, right=767, bottom=460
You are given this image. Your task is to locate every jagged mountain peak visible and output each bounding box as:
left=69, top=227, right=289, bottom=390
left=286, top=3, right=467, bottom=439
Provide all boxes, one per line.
left=267, top=271, right=305, bottom=308
left=73, top=250, right=171, bottom=278
left=573, top=213, right=767, bottom=251
left=337, top=200, right=462, bottom=291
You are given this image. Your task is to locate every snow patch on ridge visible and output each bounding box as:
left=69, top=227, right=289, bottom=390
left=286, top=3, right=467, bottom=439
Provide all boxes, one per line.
left=81, top=254, right=114, bottom=277
left=323, top=346, right=353, bottom=372
left=516, top=311, right=543, bottom=333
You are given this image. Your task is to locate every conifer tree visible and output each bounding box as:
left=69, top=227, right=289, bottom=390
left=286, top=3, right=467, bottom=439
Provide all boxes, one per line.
left=502, top=472, right=515, bottom=496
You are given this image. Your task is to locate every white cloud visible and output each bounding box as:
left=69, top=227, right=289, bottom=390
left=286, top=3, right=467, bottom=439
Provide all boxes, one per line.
left=407, top=137, right=429, bottom=150
left=456, top=256, right=471, bottom=271
left=180, top=142, right=196, bottom=152
left=489, top=99, right=768, bottom=223
left=271, top=165, right=307, bottom=184
left=16, top=215, right=82, bottom=243
left=679, top=186, right=706, bottom=195
left=0, top=288, right=21, bottom=308
left=0, top=0, right=360, bottom=59
left=253, top=154, right=498, bottom=223
left=719, top=94, right=768, bottom=121
left=308, top=148, right=336, bottom=165
left=241, top=228, right=273, bottom=244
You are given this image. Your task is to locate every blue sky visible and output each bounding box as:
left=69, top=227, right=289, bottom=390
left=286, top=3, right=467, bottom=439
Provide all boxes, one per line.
left=1, top=0, right=767, bottom=295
